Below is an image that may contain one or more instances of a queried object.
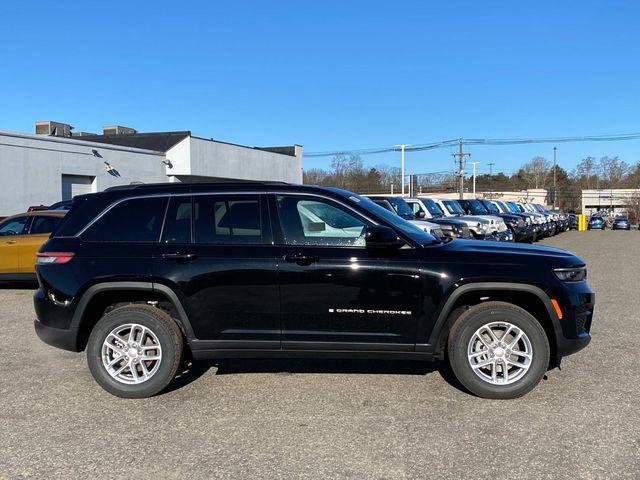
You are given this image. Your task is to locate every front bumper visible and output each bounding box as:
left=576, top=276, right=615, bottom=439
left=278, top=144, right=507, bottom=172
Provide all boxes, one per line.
left=550, top=282, right=595, bottom=358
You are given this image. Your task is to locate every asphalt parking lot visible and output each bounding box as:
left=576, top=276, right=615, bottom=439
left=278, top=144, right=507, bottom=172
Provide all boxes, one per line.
left=1, top=230, right=639, bottom=479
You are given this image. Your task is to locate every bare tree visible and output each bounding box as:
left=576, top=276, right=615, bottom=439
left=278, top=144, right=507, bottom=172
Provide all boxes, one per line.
left=517, top=156, right=551, bottom=189
left=598, top=156, right=629, bottom=188
left=572, top=156, right=596, bottom=189
left=626, top=192, right=640, bottom=224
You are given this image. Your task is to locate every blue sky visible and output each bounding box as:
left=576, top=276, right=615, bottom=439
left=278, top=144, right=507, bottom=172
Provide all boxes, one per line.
left=1, top=0, right=639, bottom=176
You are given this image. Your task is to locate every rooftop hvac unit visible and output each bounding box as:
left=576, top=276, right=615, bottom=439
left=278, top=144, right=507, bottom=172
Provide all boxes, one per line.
left=35, top=121, right=73, bottom=137
left=102, top=125, right=137, bottom=135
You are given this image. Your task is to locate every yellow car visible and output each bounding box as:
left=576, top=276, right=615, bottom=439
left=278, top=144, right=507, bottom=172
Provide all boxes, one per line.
left=0, top=211, right=67, bottom=281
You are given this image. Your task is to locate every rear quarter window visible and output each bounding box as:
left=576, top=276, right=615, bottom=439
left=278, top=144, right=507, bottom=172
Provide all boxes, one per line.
left=81, top=197, right=168, bottom=242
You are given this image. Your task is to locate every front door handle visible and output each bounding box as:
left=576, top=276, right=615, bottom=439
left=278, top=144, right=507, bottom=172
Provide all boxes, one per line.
left=5, top=240, right=17, bottom=244
left=283, top=253, right=319, bottom=265
left=162, top=253, right=197, bottom=262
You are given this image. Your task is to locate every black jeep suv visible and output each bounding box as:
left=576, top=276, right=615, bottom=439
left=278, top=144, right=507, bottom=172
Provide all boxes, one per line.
left=34, top=182, right=594, bottom=399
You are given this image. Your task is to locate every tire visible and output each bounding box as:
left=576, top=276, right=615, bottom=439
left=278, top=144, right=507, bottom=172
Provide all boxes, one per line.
left=86, top=305, right=183, bottom=398
left=447, top=301, right=550, bottom=399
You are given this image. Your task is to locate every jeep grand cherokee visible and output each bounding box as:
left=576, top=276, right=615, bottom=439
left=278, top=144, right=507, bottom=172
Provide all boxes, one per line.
left=34, top=182, right=594, bottom=399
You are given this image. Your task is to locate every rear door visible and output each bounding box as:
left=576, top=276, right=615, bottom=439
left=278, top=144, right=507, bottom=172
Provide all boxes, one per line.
left=19, top=215, right=64, bottom=273
left=152, top=193, right=280, bottom=348
left=0, top=216, right=30, bottom=273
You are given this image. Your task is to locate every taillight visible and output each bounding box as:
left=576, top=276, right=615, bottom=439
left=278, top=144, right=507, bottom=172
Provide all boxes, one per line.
left=36, top=252, right=74, bottom=265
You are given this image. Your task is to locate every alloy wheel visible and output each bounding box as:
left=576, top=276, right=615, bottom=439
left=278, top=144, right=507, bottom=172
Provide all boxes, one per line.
left=101, top=323, right=162, bottom=385
left=467, top=321, right=533, bottom=385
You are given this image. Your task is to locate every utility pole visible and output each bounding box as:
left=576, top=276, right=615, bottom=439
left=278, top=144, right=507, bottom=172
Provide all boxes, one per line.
left=553, top=146, right=557, bottom=210
left=488, top=162, right=495, bottom=197
left=452, top=139, right=470, bottom=199
left=395, top=144, right=411, bottom=197
left=470, top=162, right=481, bottom=197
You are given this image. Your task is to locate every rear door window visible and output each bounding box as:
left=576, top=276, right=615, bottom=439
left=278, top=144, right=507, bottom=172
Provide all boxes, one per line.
left=29, top=216, right=63, bottom=235
left=82, top=197, right=168, bottom=242
left=194, top=194, right=264, bottom=244
left=161, top=197, right=192, bottom=244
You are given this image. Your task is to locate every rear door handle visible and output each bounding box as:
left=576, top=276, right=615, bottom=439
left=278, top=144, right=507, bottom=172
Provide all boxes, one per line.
left=283, top=254, right=319, bottom=265
left=5, top=240, right=17, bottom=244
left=162, top=253, right=197, bottom=262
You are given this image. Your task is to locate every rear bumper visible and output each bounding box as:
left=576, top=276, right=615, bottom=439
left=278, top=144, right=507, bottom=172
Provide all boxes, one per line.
left=34, top=318, right=80, bottom=352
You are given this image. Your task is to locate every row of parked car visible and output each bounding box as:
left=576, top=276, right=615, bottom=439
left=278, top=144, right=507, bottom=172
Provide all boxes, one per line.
left=366, top=196, right=570, bottom=243
left=586, top=213, right=633, bottom=230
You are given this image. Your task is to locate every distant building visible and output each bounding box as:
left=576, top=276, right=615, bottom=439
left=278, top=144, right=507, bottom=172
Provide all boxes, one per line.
left=581, top=189, right=639, bottom=215
left=0, top=121, right=302, bottom=215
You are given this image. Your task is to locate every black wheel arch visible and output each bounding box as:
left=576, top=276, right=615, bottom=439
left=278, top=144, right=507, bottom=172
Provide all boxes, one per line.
left=422, top=282, right=562, bottom=358
left=71, top=281, right=195, bottom=351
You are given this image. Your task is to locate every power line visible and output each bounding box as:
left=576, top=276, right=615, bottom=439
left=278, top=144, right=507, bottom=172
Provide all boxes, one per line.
left=305, top=132, right=640, bottom=158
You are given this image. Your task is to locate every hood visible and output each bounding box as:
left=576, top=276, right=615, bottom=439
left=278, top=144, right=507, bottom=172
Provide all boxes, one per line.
left=433, top=238, right=585, bottom=267
left=455, top=215, right=491, bottom=225
left=494, top=213, right=523, bottom=223
left=428, top=217, right=468, bottom=228
left=410, top=219, right=442, bottom=229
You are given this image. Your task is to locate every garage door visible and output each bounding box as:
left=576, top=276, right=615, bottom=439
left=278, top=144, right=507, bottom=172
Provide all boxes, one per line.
left=61, top=175, right=95, bottom=200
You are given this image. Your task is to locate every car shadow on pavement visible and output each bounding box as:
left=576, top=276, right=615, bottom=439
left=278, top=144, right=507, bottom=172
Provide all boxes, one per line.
left=164, top=358, right=471, bottom=396
left=0, top=281, right=37, bottom=290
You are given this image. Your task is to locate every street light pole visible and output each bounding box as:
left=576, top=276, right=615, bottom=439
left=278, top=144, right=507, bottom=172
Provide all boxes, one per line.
left=553, top=146, right=557, bottom=209
left=395, top=144, right=411, bottom=197
left=470, top=162, right=481, bottom=197
left=488, top=162, right=495, bottom=197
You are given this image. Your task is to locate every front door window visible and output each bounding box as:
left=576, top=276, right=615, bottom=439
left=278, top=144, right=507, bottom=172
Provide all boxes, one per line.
left=275, top=195, right=368, bottom=246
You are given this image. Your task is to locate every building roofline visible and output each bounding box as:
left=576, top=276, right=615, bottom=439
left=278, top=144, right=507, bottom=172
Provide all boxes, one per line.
left=0, top=130, right=165, bottom=155
left=189, top=135, right=299, bottom=157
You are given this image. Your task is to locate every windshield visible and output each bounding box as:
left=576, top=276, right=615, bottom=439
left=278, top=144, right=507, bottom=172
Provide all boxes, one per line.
left=419, top=198, right=445, bottom=217
left=480, top=200, right=500, bottom=214
left=333, top=192, right=438, bottom=244
left=465, top=200, right=489, bottom=215
left=506, top=202, right=521, bottom=214
left=387, top=197, right=416, bottom=219
left=496, top=201, right=510, bottom=214
left=442, top=200, right=465, bottom=215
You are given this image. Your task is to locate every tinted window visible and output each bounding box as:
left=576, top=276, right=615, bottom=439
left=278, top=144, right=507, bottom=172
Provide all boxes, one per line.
left=481, top=200, right=500, bottom=214
left=420, top=198, right=445, bottom=216
left=386, top=198, right=413, bottom=216
left=442, top=200, right=465, bottom=215
left=30, top=216, right=63, bottom=235
left=276, top=195, right=369, bottom=246
left=462, top=200, right=489, bottom=215
left=161, top=197, right=192, bottom=244
left=194, top=195, right=263, bottom=244
left=0, top=216, right=29, bottom=236
left=83, top=197, right=168, bottom=242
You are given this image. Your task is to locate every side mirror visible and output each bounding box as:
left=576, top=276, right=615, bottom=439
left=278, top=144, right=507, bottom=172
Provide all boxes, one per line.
left=416, top=211, right=426, bottom=219
left=364, top=225, right=403, bottom=249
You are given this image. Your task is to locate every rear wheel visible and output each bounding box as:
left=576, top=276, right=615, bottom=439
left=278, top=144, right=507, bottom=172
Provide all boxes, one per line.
left=86, top=305, right=183, bottom=398
left=447, top=301, right=550, bottom=399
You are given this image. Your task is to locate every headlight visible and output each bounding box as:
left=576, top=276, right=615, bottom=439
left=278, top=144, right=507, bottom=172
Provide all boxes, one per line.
left=554, top=267, right=587, bottom=282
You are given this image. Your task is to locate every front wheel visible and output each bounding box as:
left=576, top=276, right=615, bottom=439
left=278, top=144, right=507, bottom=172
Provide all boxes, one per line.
left=447, top=301, right=550, bottom=399
left=86, top=305, right=183, bottom=398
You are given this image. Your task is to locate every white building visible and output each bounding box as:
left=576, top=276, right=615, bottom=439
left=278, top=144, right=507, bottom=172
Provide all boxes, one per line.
left=0, top=122, right=302, bottom=216
left=581, top=189, right=640, bottom=215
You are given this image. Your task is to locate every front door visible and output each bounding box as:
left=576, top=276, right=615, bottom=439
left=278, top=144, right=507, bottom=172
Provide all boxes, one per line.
left=0, top=216, right=30, bottom=274
left=152, top=194, right=280, bottom=349
left=271, top=194, right=420, bottom=351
